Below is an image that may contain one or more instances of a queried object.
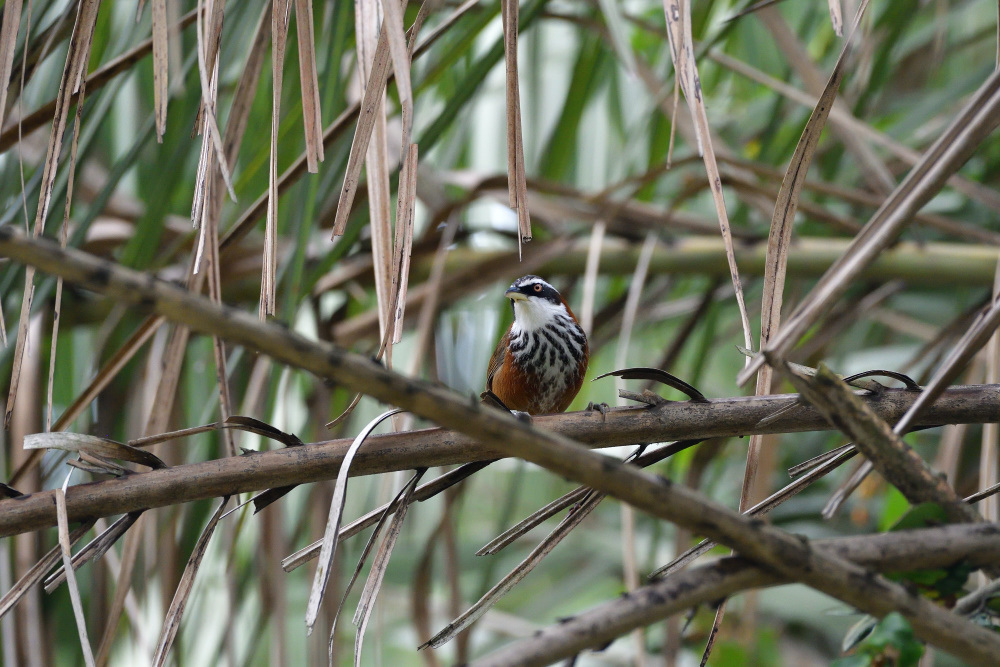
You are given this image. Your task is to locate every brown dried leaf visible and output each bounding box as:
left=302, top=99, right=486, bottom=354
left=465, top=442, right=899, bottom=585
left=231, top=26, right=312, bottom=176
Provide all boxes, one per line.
left=261, top=0, right=292, bottom=318
left=46, top=70, right=87, bottom=432
left=423, top=490, right=603, bottom=649
left=305, top=409, right=403, bottom=634
left=43, top=512, right=143, bottom=592
left=501, top=0, right=531, bottom=250
left=740, top=65, right=1000, bottom=384
left=381, top=0, right=412, bottom=149
left=9, top=315, right=165, bottom=485
left=740, top=0, right=870, bottom=514
left=294, top=0, right=324, bottom=172
left=151, top=497, right=229, bottom=666
left=55, top=484, right=96, bottom=666
left=151, top=0, right=168, bottom=141
left=0, top=0, right=23, bottom=134
left=392, top=144, right=418, bottom=342
left=24, top=432, right=167, bottom=470
left=828, top=0, right=843, bottom=36
left=0, top=521, right=93, bottom=620
left=330, top=10, right=393, bottom=238
left=662, top=0, right=752, bottom=352
left=351, top=469, right=425, bottom=666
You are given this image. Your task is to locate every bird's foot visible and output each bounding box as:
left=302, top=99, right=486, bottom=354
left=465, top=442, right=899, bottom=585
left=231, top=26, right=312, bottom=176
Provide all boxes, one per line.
left=586, top=401, right=610, bottom=422
left=510, top=410, right=533, bottom=424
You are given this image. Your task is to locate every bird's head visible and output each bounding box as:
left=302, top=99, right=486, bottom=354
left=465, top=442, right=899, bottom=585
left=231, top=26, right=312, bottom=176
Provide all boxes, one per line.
left=505, top=275, right=574, bottom=331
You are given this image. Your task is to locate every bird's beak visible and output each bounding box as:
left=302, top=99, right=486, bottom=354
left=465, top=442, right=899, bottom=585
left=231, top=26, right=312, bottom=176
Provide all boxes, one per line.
left=505, top=288, right=527, bottom=302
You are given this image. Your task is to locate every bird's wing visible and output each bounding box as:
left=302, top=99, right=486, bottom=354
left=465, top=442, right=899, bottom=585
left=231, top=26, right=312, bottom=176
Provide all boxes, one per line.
left=485, top=330, right=509, bottom=390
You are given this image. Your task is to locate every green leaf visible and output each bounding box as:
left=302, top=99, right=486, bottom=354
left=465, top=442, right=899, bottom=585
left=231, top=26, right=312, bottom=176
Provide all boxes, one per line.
left=887, top=501, right=946, bottom=532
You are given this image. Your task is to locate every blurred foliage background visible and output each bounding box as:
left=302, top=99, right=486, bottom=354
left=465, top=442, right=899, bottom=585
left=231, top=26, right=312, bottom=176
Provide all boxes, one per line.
left=1, top=0, right=999, bottom=664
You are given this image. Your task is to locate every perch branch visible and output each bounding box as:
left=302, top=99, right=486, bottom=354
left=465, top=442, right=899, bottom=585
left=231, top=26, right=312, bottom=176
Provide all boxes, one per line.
left=0, top=384, right=996, bottom=536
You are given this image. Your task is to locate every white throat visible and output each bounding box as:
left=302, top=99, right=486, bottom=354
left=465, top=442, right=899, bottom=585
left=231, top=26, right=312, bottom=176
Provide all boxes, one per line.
left=511, top=299, right=568, bottom=333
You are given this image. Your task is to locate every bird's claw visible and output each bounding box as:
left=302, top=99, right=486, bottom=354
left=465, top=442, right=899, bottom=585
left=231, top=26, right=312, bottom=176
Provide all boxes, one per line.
left=511, top=410, right=533, bottom=424
left=586, top=401, right=609, bottom=421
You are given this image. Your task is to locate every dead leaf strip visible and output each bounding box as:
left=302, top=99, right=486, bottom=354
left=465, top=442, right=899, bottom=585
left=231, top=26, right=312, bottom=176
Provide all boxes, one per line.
left=0, top=483, right=22, bottom=498
left=128, top=415, right=301, bottom=449
left=3, top=275, right=34, bottom=430
left=359, top=0, right=396, bottom=350
left=423, top=487, right=604, bottom=649
left=24, top=432, right=167, bottom=470
left=966, top=482, right=1000, bottom=505
left=780, top=362, right=981, bottom=525
left=0, top=0, right=23, bottom=134
left=261, top=0, right=292, bottom=318
left=283, top=460, right=495, bottom=572
left=0, top=9, right=200, bottom=154
left=382, top=0, right=413, bottom=149
left=827, top=0, right=843, bottom=36
left=43, top=511, right=143, bottom=592
left=66, top=451, right=129, bottom=477
left=151, top=0, right=168, bottom=141
left=739, top=65, right=1000, bottom=385
left=5, top=0, right=100, bottom=430
left=501, top=0, right=531, bottom=251
left=151, top=496, right=229, bottom=667
left=662, top=0, right=753, bottom=352
left=9, top=315, right=165, bottom=486
left=392, top=144, right=418, bottom=343
left=47, top=65, right=88, bottom=432
left=594, top=367, right=707, bottom=402
left=55, top=483, right=96, bottom=667
left=787, top=443, right=856, bottom=478
left=330, top=1, right=393, bottom=238
left=305, top=408, right=403, bottom=634
left=477, top=441, right=703, bottom=559
left=649, top=446, right=857, bottom=580
left=293, top=0, right=324, bottom=172
left=475, top=486, right=591, bottom=556
left=190, top=0, right=236, bottom=238
left=827, top=294, right=1000, bottom=515
left=329, top=470, right=423, bottom=640
left=0, top=520, right=94, bottom=620
left=30, top=0, right=100, bottom=235
left=742, top=0, right=872, bottom=519
left=351, top=469, right=426, bottom=667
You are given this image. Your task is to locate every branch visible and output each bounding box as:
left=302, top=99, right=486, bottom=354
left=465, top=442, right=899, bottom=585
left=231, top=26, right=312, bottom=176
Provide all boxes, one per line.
left=472, top=524, right=1000, bottom=667
left=427, top=237, right=1000, bottom=287
left=2, top=228, right=999, bottom=664
left=1, top=383, right=996, bottom=537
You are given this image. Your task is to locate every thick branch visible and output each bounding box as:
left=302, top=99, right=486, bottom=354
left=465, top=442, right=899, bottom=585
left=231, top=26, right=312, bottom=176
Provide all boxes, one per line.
left=473, top=523, right=1000, bottom=667
left=1, top=385, right=995, bottom=537
left=2, top=228, right=999, bottom=664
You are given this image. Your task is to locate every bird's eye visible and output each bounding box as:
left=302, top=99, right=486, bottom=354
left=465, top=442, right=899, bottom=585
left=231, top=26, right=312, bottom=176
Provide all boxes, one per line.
left=533, top=284, right=542, bottom=292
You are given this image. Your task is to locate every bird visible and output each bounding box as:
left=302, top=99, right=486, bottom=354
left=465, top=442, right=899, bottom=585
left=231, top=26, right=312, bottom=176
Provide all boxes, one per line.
left=482, top=275, right=589, bottom=415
